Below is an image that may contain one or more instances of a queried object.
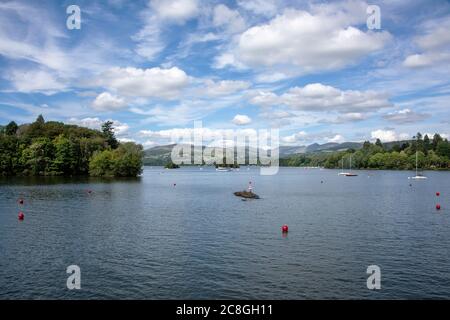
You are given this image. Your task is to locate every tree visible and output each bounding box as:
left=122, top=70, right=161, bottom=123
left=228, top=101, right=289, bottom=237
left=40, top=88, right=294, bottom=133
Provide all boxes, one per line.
left=89, top=142, right=143, bottom=177
left=20, top=138, right=54, bottom=175
left=437, top=140, right=450, bottom=158
left=50, top=135, right=78, bottom=175
left=89, top=150, right=115, bottom=177
left=36, top=114, right=45, bottom=124
left=102, top=121, right=119, bottom=149
left=374, top=139, right=383, bottom=149
left=5, top=121, right=18, bottom=136
left=112, top=142, right=143, bottom=177
left=432, top=134, right=443, bottom=150
left=423, top=134, right=430, bottom=154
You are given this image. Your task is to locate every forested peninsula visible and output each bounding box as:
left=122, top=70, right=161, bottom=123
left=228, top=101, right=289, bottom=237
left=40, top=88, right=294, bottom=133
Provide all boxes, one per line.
left=0, top=116, right=143, bottom=177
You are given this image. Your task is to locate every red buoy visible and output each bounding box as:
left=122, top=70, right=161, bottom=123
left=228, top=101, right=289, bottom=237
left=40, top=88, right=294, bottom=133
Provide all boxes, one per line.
left=436, top=192, right=440, bottom=197
left=18, top=212, right=24, bottom=220
left=436, top=204, right=441, bottom=210
left=281, top=225, right=289, bottom=233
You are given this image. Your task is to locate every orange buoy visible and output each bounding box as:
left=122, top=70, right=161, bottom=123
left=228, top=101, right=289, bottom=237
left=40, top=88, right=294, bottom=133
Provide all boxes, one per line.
left=18, top=212, right=24, bottom=220
left=436, top=192, right=440, bottom=196
left=436, top=204, right=441, bottom=210
left=281, top=225, right=289, bottom=233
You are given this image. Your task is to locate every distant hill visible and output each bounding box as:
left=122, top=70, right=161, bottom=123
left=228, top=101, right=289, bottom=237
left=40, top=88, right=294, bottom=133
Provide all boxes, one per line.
left=144, top=141, right=369, bottom=165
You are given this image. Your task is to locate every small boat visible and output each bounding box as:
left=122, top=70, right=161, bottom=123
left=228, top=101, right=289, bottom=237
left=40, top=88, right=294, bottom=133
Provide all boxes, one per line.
left=409, top=151, right=427, bottom=180
left=216, top=167, right=231, bottom=172
left=338, top=157, right=355, bottom=176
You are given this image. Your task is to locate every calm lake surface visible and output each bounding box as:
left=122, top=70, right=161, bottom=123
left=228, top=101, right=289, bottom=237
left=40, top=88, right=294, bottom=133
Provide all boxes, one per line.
left=1, top=167, right=449, bottom=299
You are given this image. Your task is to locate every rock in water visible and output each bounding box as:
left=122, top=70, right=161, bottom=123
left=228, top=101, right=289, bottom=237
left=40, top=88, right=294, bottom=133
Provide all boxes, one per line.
left=234, top=191, right=260, bottom=199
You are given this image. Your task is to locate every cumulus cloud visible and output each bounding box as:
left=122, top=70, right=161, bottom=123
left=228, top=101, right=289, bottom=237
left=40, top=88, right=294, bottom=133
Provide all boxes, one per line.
left=328, top=134, right=345, bottom=143
left=249, top=83, right=392, bottom=113
left=151, top=0, right=199, bottom=22
left=139, top=127, right=260, bottom=146
left=93, top=67, right=189, bottom=99
left=203, top=79, right=250, bottom=96
left=232, top=114, right=252, bottom=125
left=324, top=112, right=367, bottom=124
left=68, top=117, right=129, bottom=137
left=92, top=92, right=127, bottom=111
left=281, top=131, right=308, bottom=144
left=383, top=109, right=431, bottom=124
left=403, top=16, right=450, bottom=68
left=216, top=6, right=391, bottom=73
left=371, top=129, right=409, bottom=142
left=213, top=4, right=247, bottom=34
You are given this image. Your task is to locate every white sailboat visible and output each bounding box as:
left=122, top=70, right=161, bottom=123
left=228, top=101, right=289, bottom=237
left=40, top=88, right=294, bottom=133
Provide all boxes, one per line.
left=338, top=158, right=350, bottom=175
left=409, top=151, right=427, bottom=180
left=216, top=167, right=231, bottom=172
left=345, top=154, right=358, bottom=177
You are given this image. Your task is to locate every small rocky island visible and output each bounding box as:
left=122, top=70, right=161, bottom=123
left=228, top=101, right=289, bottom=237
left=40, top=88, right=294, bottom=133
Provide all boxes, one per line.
left=164, top=162, right=180, bottom=169
left=234, top=191, right=260, bottom=199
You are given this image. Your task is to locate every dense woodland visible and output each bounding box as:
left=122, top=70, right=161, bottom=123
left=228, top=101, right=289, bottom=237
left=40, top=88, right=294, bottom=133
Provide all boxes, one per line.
left=280, top=133, right=450, bottom=170
left=0, top=116, right=143, bottom=177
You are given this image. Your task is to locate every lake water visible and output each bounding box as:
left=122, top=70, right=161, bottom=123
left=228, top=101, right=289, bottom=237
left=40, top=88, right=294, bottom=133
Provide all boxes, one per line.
left=1, top=167, right=449, bottom=299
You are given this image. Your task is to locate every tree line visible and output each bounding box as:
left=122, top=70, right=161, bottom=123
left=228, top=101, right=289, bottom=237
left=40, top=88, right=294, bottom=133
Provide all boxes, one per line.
left=280, top=133, right=450, bottom=170
left=0, top=115, right=143, bottom=177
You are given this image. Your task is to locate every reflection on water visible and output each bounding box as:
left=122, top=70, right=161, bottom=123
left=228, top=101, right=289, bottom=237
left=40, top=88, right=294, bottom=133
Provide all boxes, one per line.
left=0, top=167, right=449, bottom=299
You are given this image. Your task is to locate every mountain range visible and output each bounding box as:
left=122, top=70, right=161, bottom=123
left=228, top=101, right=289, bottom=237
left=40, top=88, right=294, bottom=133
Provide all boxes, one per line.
left=142, top=142, right=379, bottom=165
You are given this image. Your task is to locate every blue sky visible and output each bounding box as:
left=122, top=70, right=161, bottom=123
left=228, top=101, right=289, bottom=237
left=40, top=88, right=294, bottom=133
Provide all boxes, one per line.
left=0, top=0, right=450, bottom=147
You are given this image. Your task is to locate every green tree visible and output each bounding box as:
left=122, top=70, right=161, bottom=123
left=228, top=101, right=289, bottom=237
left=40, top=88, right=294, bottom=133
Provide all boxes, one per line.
left=89, top=149, right=115, bottom=177
left=50, top=135, right=78, bottom=175
left=5, top=121, right=18, bottom=136
left=102, top=121, right=119, bottom=149
left=20, top=138, right=54, bottom=175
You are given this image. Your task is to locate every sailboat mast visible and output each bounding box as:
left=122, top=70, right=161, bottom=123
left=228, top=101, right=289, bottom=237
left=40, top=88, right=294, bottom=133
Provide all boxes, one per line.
left=416, top=151, right=418, bottom=175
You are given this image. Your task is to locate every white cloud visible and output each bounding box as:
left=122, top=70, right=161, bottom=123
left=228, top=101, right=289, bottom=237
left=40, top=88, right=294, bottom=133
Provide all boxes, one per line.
left=6, top=69, right=66, bottom=94
left=328, top=134, right=345, bottom=143
left=151, top=0, right=199, bottom=23
left=329, top=112, right=366, bottom=123
left=281, top=131, right=308, bottom=144
left=217, top=6, right=390, bottom=73
left=371, top=129, right=409, bottom=142
left=232, top=114, right=252, bottom=125
left=68, top=117, right=129, bottom=137
left=403, top=16, right=450, bottom=68
left=248, top=90, right=280, bottom=107
left=237, top=0, right=278, bottom=18
left=92, top=92, right=127, bottom=111
left=93, top=67, right=189, bottom=99
left=213, top=4, right=246, bottom=34
left=133, top=0, right=199, bottom=60
left=203, top=79, right=250, bottom=96
left=403, top=53, right=450, bottom=68
left=250, top=83, right=392, bottom=113
left=139, top=127, right=259, bottom=146
left=383, top=109, right=431, bottom=124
